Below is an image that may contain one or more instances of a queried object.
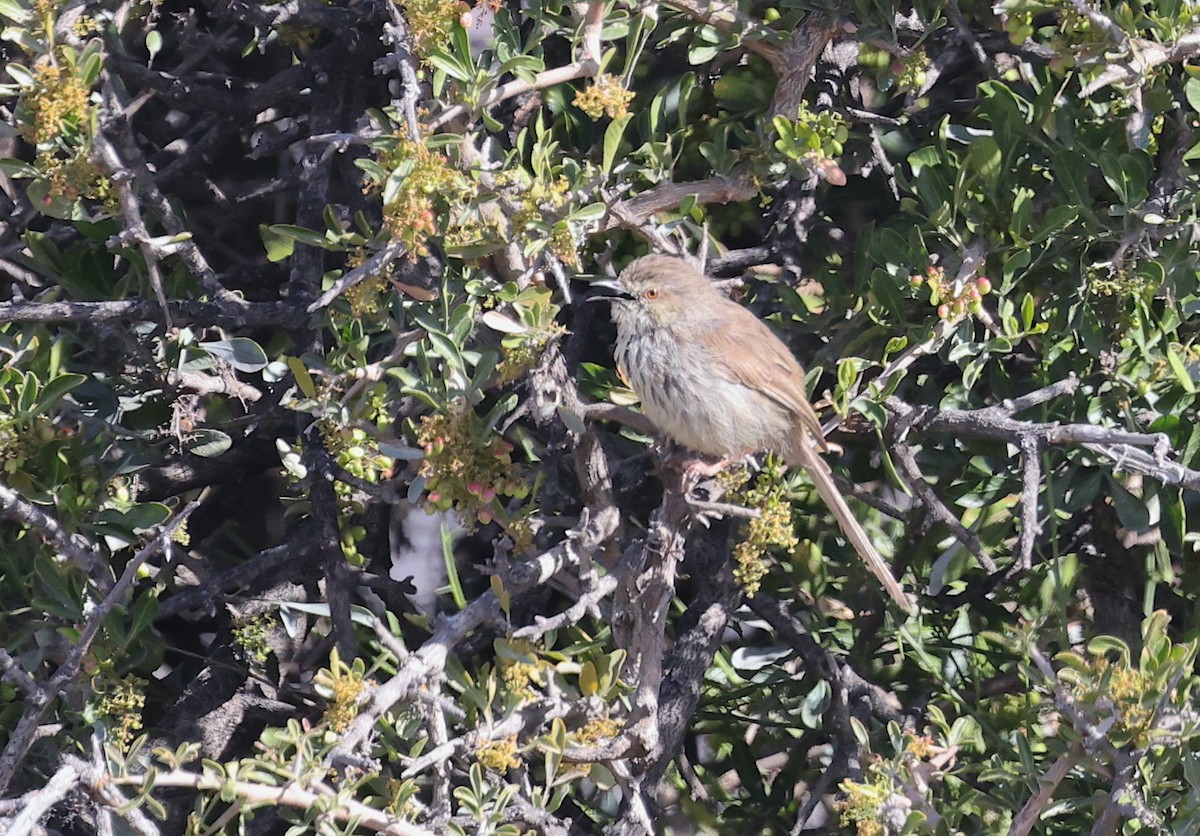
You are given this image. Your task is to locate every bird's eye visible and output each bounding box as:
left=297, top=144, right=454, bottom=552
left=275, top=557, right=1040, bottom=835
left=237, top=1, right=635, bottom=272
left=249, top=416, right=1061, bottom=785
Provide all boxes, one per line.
left=644, top=287, right=660, bottom=300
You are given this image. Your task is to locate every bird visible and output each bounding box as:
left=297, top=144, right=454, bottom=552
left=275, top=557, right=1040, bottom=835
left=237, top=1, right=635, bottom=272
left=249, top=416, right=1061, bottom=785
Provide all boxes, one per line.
left=591, top=254, right=911, bottom=612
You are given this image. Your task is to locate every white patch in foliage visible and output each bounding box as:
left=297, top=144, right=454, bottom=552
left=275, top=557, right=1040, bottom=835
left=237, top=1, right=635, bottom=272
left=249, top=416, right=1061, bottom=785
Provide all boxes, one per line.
left=389, top=505, right=463, bottom=616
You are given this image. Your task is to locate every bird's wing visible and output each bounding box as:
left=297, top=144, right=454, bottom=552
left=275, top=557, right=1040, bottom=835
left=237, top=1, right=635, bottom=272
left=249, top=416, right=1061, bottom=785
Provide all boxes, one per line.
left=701, top=304, right=827, bottom=444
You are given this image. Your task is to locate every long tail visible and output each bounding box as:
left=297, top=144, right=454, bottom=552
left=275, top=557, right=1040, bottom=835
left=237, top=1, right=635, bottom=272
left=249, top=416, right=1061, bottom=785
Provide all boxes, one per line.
left=792, top=443, right=912, bottom=613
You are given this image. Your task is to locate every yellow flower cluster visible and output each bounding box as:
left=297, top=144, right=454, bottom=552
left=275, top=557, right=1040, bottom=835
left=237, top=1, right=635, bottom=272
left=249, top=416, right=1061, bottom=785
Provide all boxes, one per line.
left=343, top=251, right=391, bottom=318
left=896, top=49, right=930, bottom=93
left=415, top=410, right=528, bottom=527
left=23, top=63, right=91, bottom=145
left=93, top=674, right=147, bottom=748
left=721, top=464, right=799, bottom=597
left=38, top=149, right=111, bottom=206
left=475, top=735, right=521, bottom=771
left=573, top=74, right=635, bottom=120
left=574, top=716, right=622, bottom=745
left=232, top=614, right=275, bottom=665
left=399, top=0, right=464, bottom=57
left=1075, top=657, right=1155, bottom=745
left=379, top=138, right=467, bottom=259
left=315, top=649, right=373, bottom=732
left=498, top=639, right=545, bottom=700
left=838, top=761, right=911, bottom=835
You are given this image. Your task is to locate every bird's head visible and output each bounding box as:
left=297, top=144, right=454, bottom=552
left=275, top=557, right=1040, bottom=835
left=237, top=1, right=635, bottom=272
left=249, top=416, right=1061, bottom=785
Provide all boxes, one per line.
left=588, top=255, right=711, bottom=330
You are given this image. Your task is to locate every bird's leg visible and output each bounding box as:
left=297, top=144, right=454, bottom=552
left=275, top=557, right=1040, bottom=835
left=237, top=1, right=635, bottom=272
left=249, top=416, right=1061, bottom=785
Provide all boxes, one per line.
left=657, top=449, right=761, bottom=525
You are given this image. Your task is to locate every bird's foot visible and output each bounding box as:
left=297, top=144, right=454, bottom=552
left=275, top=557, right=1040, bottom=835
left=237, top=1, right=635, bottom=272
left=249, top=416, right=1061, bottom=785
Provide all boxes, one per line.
left=667, top=453, right=760, bottom=526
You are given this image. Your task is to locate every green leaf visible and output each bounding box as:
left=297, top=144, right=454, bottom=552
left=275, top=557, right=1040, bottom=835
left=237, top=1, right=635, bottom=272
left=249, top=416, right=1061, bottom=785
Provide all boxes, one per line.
left=426, top=330, right=463, bottom=370
left=198, top=338, right=269, bottom=373
left=262, top=224, right=330, bottom=249
left=1161, top=488, right=1186, bottom=556
left=964, top=136, right=1002, bottom=187
left=286, top=356, right=317, bottom=398
left=111, top=502, right=172, bottom=532
left=129, top=590, right=159, bottom=642
left=871, top=267, right=907, bottom=321
left=1186, top=77, right=1200, bottom=115
left=0, top=158, right=37, bottom=178
left=1029, top=206, right=1078, bottom=244
left=0, top=0, right=32, bottom=24
left=800, top=679, right=831, bottom=728
left=480, top=310, right=528, bottom=335
left=29, top=372, right=85, bottom=416
left=425, top=50, right=473, bottom=82
left=5, top=62, right=32, bottom=85
left=378, top=441, right=424, bottom=461
left=556, top=404, right=586, bottom=435
left=1105, top=475, right=1151, bottom=533
left=441, top=521, right=467, bottom=609
left=568, top=202, right=606, bottom=222
left=1166, top=344, right=1197, bottom=394
left=78, top=51, right=102, bottom=86
left=146, top=30, right=162, bottom=62
left=602, top=115, right=630, bottom=176
left=850, top=397, right=887, bottom=429
left=496, top=54, right=544, bottom=77
left=16, top=371, right=38, bottom=414
left=185, top=429, right=233, bottom=458
left=578, top=661, right=599, bottom=696
left=836, top=358, right=858, bottom=393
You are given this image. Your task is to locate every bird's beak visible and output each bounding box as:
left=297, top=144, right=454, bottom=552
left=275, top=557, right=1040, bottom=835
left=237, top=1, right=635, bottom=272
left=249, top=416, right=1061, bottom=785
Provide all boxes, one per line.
left=585, top=278, right=633, bottom=302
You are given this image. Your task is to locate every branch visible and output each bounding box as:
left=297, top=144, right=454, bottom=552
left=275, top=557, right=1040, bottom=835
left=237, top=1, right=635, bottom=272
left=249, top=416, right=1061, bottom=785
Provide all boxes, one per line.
left=0, top=503, right=197, bottom=794
left=156, top=522, right=321, bottom=615
left=0, top=298, right=307, bottom=329
left=0, top=480, right=99, bottom=576
left=0, top=650, right=37, bottom=701
left=98, top=78, right=245, bottom=307
left=600, top=14, right=836, bottom=231
left=660, top=0, right=782, bottom=65
left=750, top=593, right=906, bottom=725
left=888, top=424, right=997, bottom=573
left=1008, top=741, right=1084, bottom=836
left=306, top=239, right=409, bottom=312
left=600, top=172, right=757, bottom=231
left=886, top=378, right=1200, bottom=491
left=1015, top=436, right=1043, bottom=570
left=1080, top=29, right=1200, bottom=95
left=111, top=768, right=433, bottom=836
left=328, top=502, right=621, bottom=761
left=5, top=761, right=81, bottom=836
left=428, top=0, right=604, bottom=130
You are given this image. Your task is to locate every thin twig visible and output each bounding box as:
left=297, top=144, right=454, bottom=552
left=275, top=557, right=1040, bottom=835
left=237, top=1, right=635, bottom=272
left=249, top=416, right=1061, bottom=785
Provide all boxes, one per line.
left=0, top=502, right=198, bottom=794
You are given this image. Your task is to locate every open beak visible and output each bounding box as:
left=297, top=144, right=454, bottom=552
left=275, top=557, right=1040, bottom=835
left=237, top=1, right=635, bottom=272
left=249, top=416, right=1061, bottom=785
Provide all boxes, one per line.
left=585, top=278, right=633, bottom=302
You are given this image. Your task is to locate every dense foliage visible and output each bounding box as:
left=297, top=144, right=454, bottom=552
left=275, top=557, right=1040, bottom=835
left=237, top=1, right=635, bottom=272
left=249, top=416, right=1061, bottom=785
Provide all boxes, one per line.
left=4, top=0, right=1200, bottom=832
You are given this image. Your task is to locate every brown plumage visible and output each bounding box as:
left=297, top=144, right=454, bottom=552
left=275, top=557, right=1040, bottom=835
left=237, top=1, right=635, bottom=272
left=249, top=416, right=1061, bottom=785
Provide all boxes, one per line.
left=599, top=254, right=911, bottom=612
